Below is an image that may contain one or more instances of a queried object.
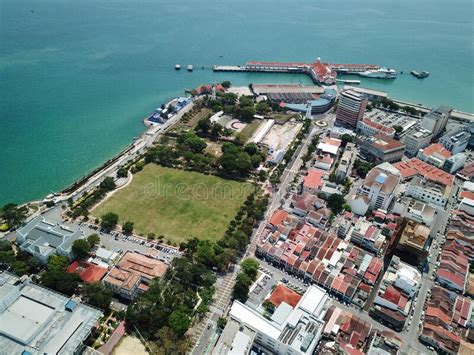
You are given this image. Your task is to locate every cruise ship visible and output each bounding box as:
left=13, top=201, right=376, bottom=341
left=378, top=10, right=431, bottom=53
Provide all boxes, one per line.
left=359, top=67, right=397, bottom=79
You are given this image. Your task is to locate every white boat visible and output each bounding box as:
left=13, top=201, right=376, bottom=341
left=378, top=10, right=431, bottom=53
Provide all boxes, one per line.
left=359, top=67, right=397, bottom=79
left=187, top=64, right=193, bottom=71
left=175, top=64, right=181, bottom=70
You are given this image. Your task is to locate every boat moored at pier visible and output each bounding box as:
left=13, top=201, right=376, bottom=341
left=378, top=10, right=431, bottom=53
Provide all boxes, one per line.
left=359, top=67, right=397, bottom=79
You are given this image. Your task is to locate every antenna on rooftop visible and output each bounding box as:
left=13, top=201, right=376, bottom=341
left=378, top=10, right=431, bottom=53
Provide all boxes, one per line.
left=211, top=82, right=217, bottom=101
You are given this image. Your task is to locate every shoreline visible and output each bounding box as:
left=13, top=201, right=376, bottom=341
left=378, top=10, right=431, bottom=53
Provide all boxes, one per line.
left=11, top=84, right=474, bottom=210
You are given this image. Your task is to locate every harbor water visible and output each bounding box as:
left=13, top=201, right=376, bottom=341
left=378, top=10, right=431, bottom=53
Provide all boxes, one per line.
left=0, top=0, right=473, bottom=204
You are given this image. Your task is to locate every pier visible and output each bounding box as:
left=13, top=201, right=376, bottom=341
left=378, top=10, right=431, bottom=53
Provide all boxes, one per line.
left=212, top=58, right=381, bottom=85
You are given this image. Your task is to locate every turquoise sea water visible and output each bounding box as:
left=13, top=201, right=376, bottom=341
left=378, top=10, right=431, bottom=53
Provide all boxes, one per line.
left=1, top=0, right=473, bottom=205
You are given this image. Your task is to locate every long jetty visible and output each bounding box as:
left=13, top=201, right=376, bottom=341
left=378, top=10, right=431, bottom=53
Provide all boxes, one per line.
left=213, top=58, right=380, bottom=85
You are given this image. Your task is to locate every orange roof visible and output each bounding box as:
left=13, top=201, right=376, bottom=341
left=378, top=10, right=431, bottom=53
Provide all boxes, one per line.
left=67, top=260, right=108, bottom=283
left=269, top=209, right=289, bottom=226
left=103, top=251, right=168, bottom=292
left=303, top=169, right=325, bottom=189
left=268, top=284, right=302, bottom=308
left=360, top=119, right=395, bottom=135
left=323, top=137, right=342, bottom=148
left=420, top=143, right=452, bottom=159
left=459, top=191, right=474, bottom=200
left=393, top=158, right=453, bottom=186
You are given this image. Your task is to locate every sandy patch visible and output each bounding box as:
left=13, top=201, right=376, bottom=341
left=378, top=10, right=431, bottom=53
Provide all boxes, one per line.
left=111, top=335, right=148, bottom=355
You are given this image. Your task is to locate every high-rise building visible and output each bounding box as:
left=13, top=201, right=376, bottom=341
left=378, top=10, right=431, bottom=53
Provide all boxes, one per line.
left=420, top=106, right=452, bottom=138
left=335, top=90, right=367, bottom=128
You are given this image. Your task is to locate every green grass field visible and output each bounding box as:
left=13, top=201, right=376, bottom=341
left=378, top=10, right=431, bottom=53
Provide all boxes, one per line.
left=93, top=165, right=253, bottom=244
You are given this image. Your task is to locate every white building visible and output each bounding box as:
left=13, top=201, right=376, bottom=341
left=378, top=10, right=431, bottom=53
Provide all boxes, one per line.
left=16, top=216, right=86, bottom=264
left=402, top=127, right=433, bottom=157
left=405, top=176, right=451, bottom=208
left=420, top=106, right=452, bottom=138
left=357, top=168, right=400, bottom=211
left=439, top=127, right=471, bottom=154
left=336, top=143, right=356, bottom=181
left=443, top=153, right=467, bottom=174
left=405, top=200, right=436, bottom=227
left=228, top=286, right=329, bottom=355
left=350, top=217, right=385, bottom=255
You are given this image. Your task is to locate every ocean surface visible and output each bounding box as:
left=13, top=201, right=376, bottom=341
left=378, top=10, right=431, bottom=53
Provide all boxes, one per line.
left=1, top=0, right=473, bottom=205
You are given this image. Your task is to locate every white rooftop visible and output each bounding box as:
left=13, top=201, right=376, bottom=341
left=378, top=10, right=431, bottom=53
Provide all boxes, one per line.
left=317, top=142, right=339, bottom=155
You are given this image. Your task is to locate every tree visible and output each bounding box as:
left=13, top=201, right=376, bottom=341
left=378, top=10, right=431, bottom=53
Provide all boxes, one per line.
left=40, top=255, right=81, bottom=296
left=240, top=105, right=256, bottom=122
left=101, top=212, right=119, bottom=231
left=393, top=125, right=403, bottom=134
left=122, top=221, right=134, bottom=235
left=72, top=239, right=91, bottom=259
left=240, top=258, right=259, bottom=280
left=217, top=317, right=227, bottom=329
left=255, top=101, right=270, bottom=114
left=239, top=96, right=254, bottom=108
left=117, top=167, right=128, bottom=178
left=197, top=117, right=211, bottom=133
left=1, top=203, right=27, bottom=229
left=99, top=177, right=116, bottom=192
left=221, top=80, right=231, bottom=88
left=327, top=194, right=346, bottom=215
left=340, top=133, right=353, bottom=144
left=82, top=282, right=113, bottom=310
left=168, top=309, right=191, bottom=336
left=233, top=272, right=252, bottom=302
left=87, top=234, right=100, bottom=248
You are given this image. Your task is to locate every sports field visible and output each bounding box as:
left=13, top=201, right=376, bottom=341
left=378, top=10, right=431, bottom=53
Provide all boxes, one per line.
left=93, top=165, right=253, bottom=243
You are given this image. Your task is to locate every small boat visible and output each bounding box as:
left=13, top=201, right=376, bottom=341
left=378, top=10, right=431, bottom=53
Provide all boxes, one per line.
left=411, top=70, right=429, bottom=79
left=175, top=64, right=181, bottom=70
left=187, top=64, right=193, bottom=71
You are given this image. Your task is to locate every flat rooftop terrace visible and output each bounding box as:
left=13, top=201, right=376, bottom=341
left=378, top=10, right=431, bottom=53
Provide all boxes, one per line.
left=0, top=272, right=102, bottom=355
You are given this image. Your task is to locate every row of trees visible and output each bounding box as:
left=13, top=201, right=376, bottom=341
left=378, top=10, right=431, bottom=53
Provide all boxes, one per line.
left=232, top=258, right=259, bottom=302
left=146, top=134, right=264, bottom=178
left=69, top=177, right=117, bottom=219
left=0, top=203, right=27, bottom=230
left=124, top=191, right=269, bottom=352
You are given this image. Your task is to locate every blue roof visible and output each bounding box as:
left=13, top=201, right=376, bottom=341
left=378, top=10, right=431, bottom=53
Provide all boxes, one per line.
left=375, top=173, right=387, bottom=184
left=22, top=351, right=32, bottom=355
left=65, top=299, right=77, bottom=312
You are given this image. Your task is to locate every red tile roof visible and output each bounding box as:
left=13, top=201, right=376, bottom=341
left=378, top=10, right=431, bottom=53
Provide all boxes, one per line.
left=420, top=143, right=452, bottom=159
left=303, top=169, right=325, bottom=189
left=360, top=118, right=396, bottom=135
left=269, top=209, right=289, bottom=226
left=67, top=260, right=108, bottom=284
left=393, top=158, right=454, bottom=186
left=268, top=284, right=302, bottom=308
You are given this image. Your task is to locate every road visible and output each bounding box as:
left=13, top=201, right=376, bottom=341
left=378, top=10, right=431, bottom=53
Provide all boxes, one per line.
left=190, top=121, right=324, bottom=355
left=61, top=100, right=195, bottom=204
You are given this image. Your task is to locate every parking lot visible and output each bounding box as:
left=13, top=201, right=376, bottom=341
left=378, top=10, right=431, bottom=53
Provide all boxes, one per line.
left=80, top=222, right=183, bottom=263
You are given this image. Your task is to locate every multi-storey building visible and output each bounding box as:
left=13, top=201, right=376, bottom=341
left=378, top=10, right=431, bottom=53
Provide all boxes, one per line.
left=443, top=153, right=467, bottom=174
left=335, top=142, right=356, bottom=181
left=405, top=176, right=451, bottom=208
left=356, top=168, right=400, bottom=211
left=402, top=127, right=433, bottom=157
left=439, top=127, right=471, bottom=154
left=357, top=118, right=396, bottom=138
left=103, top=251, right=168, bottom=300
left=358, top=134, right=406, bottom=164
left=350, top=217, right=386, bottom=255
left=335, top=90, right=367, bottom=128
left=420, top=106, right=452, bottom=138
left=417, top=143, right=452, bottom=168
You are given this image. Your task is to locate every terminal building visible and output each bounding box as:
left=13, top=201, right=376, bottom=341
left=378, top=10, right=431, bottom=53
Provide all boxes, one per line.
left=0, top=272, right=102, bottom=355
